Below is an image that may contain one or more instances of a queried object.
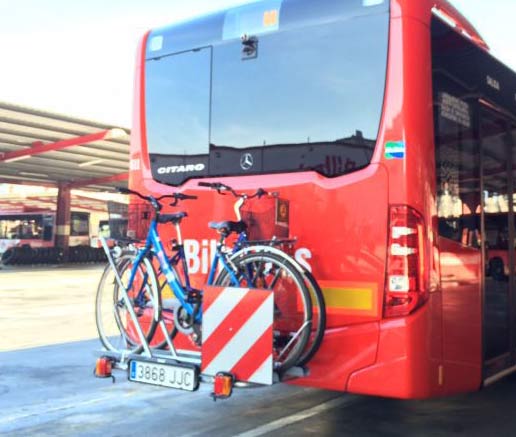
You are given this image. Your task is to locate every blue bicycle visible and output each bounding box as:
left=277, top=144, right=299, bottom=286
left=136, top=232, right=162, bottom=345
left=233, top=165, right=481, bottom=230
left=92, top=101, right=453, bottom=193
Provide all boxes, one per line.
left=95, top=189, right=200, bottom=355
left=95, top=187, right=313, bottom=371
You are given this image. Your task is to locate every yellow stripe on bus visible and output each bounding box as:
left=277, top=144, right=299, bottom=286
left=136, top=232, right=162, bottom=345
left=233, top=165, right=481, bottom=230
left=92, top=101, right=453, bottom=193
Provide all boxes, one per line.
left=322, top=287, right=374, bottom=311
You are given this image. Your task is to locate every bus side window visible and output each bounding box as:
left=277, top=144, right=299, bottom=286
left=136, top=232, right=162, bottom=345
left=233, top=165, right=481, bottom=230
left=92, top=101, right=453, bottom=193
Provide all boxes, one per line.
left=433, top=80, right=480, bottom=248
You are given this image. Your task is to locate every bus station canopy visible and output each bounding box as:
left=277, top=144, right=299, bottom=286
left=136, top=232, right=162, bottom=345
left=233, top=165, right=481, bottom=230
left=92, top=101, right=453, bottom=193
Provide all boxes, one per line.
left=0, top=102, right=130, bottom=191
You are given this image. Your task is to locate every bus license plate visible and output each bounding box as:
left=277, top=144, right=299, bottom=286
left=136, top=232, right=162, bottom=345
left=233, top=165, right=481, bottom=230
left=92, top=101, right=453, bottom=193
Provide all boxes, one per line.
left=129, top=360, right=197, bottom=391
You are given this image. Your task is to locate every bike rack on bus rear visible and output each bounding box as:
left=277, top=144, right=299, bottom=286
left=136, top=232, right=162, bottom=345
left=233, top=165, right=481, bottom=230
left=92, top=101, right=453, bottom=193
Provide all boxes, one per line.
left=96, top=236, right=305, bottom=393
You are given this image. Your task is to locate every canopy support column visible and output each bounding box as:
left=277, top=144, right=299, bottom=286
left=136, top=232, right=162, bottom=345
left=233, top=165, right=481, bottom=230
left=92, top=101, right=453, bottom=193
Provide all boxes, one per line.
left=55, top=182, right=72, bottom=262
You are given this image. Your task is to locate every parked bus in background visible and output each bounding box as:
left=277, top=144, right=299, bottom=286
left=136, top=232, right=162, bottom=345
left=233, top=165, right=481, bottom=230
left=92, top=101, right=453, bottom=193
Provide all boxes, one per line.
left=0, top=209, right=103, bottom=255
left=128, top=0, right=516, bottom=398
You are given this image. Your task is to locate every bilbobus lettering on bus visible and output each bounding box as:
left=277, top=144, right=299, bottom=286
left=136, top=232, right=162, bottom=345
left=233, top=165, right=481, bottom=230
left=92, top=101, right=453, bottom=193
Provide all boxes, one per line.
left=295, top=247, right=312, bottom=273
left=157, top=164, right=205, bottom=174
left=184, top=239, right=312, bottom=274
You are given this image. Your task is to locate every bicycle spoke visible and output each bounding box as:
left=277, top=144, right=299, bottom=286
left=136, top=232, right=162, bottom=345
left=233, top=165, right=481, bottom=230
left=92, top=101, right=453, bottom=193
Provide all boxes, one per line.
left=252, top=259, right=268, bottom=288
left=267, top=267, right=282, bottom=290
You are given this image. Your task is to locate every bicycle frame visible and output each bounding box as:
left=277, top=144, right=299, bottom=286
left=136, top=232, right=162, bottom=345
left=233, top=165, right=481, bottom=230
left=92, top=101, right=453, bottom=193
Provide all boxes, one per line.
left=127, top=219, right=245, bottom=324
left=127, top=219, right=200, bottom=322
left=206, top=241, right=242, bottom=286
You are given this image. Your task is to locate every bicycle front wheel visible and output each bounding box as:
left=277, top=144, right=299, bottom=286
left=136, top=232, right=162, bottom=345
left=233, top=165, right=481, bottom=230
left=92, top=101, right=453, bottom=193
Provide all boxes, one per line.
left=215, top=252, right=312, bottom=372
left=95, top=254, right=161, bottom=354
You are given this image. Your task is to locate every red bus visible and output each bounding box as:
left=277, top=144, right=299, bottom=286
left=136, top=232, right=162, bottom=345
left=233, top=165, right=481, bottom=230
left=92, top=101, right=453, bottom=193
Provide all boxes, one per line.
left=0, top=209, right=91, bottom=254
left=128, top=0, right=516, bottom=398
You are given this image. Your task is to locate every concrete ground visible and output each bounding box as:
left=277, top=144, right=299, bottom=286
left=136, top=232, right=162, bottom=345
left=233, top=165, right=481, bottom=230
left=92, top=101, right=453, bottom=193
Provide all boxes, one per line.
left=1, top=265, right=102, bottom=351
left=2, top=265, right=516, bottom=436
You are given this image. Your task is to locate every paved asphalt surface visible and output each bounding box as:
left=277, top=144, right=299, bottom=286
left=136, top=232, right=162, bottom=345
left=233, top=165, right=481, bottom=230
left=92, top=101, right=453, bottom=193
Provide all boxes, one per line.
left=2, top=265, right=516, bottom=436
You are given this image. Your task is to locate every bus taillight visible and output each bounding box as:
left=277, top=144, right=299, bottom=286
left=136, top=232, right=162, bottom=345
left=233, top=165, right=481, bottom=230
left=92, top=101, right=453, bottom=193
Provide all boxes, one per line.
left=384, top=205, right=428, bottom=318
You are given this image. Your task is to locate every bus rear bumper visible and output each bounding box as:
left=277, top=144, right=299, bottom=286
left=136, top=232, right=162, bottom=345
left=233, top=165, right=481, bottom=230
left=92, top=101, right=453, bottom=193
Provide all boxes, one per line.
left=286, top=321, right=379, bottom=392
left=346, top=305, right=441, bottom=399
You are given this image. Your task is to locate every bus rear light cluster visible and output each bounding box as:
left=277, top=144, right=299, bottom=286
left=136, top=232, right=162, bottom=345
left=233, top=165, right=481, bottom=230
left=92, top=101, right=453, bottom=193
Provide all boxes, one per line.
left=384, top=205, right=428, bottom=318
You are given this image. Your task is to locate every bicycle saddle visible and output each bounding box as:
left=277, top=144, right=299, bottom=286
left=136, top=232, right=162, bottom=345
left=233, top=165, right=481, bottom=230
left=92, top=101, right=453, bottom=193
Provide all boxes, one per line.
left=158, top=212, right=187, bottom=225
left=208, top=220, right=247, bottom=235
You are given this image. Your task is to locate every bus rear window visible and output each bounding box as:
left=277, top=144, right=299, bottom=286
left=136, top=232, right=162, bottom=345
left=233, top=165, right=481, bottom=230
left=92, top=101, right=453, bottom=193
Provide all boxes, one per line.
left=145, top=0, right=389, bottom=185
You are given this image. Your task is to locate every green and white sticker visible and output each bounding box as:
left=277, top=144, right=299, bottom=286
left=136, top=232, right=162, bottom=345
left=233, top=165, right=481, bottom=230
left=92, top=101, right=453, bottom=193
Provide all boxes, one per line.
left=385, top=141, right=406, bottom=160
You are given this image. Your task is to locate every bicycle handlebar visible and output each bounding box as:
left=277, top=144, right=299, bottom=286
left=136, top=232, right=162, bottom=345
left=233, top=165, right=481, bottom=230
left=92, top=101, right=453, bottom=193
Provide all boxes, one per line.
left=118, top=187, right=147, bottom=201
left=174, top=193, right=198, bottom=201
left=197, top=182, right=275, bottom=199
left=117, top=187, right=197, bottom=210
left=197, top=182, right=223, bottom=189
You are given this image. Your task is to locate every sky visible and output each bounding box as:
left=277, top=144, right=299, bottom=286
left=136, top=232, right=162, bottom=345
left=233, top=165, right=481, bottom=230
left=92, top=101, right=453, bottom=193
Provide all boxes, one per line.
left=0, top=0, right=514, bottom=128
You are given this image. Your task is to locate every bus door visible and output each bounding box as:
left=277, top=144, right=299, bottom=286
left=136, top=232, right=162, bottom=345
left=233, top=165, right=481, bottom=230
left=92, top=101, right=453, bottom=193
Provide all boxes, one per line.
left=481, top=108, right=516, bottom=377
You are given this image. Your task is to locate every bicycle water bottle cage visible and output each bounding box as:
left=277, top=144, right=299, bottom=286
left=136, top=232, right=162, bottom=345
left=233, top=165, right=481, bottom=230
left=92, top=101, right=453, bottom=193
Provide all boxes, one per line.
left=157, top=212, right=188, bottom=225
left=208, top=220, right=247, bottom=236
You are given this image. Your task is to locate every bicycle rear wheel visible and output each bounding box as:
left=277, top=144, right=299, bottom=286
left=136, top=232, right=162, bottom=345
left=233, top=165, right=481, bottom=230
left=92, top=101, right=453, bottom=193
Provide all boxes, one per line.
left=228, top=245, right=326, bottom=367
left=215, top=252, right=312, bottom=373
left=297, top=269, right=326, bottom=367
left=95, top=254, right=161, bottom=354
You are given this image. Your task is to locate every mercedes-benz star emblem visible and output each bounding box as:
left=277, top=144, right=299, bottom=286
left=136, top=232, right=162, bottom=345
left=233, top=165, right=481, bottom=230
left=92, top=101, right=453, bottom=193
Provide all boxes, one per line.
left=240, top=153, right=254, bottom=171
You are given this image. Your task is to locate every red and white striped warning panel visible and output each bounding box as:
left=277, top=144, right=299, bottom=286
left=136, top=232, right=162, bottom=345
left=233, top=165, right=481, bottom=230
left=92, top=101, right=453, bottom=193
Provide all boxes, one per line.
left=201, top=286, right=273, bottom=385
